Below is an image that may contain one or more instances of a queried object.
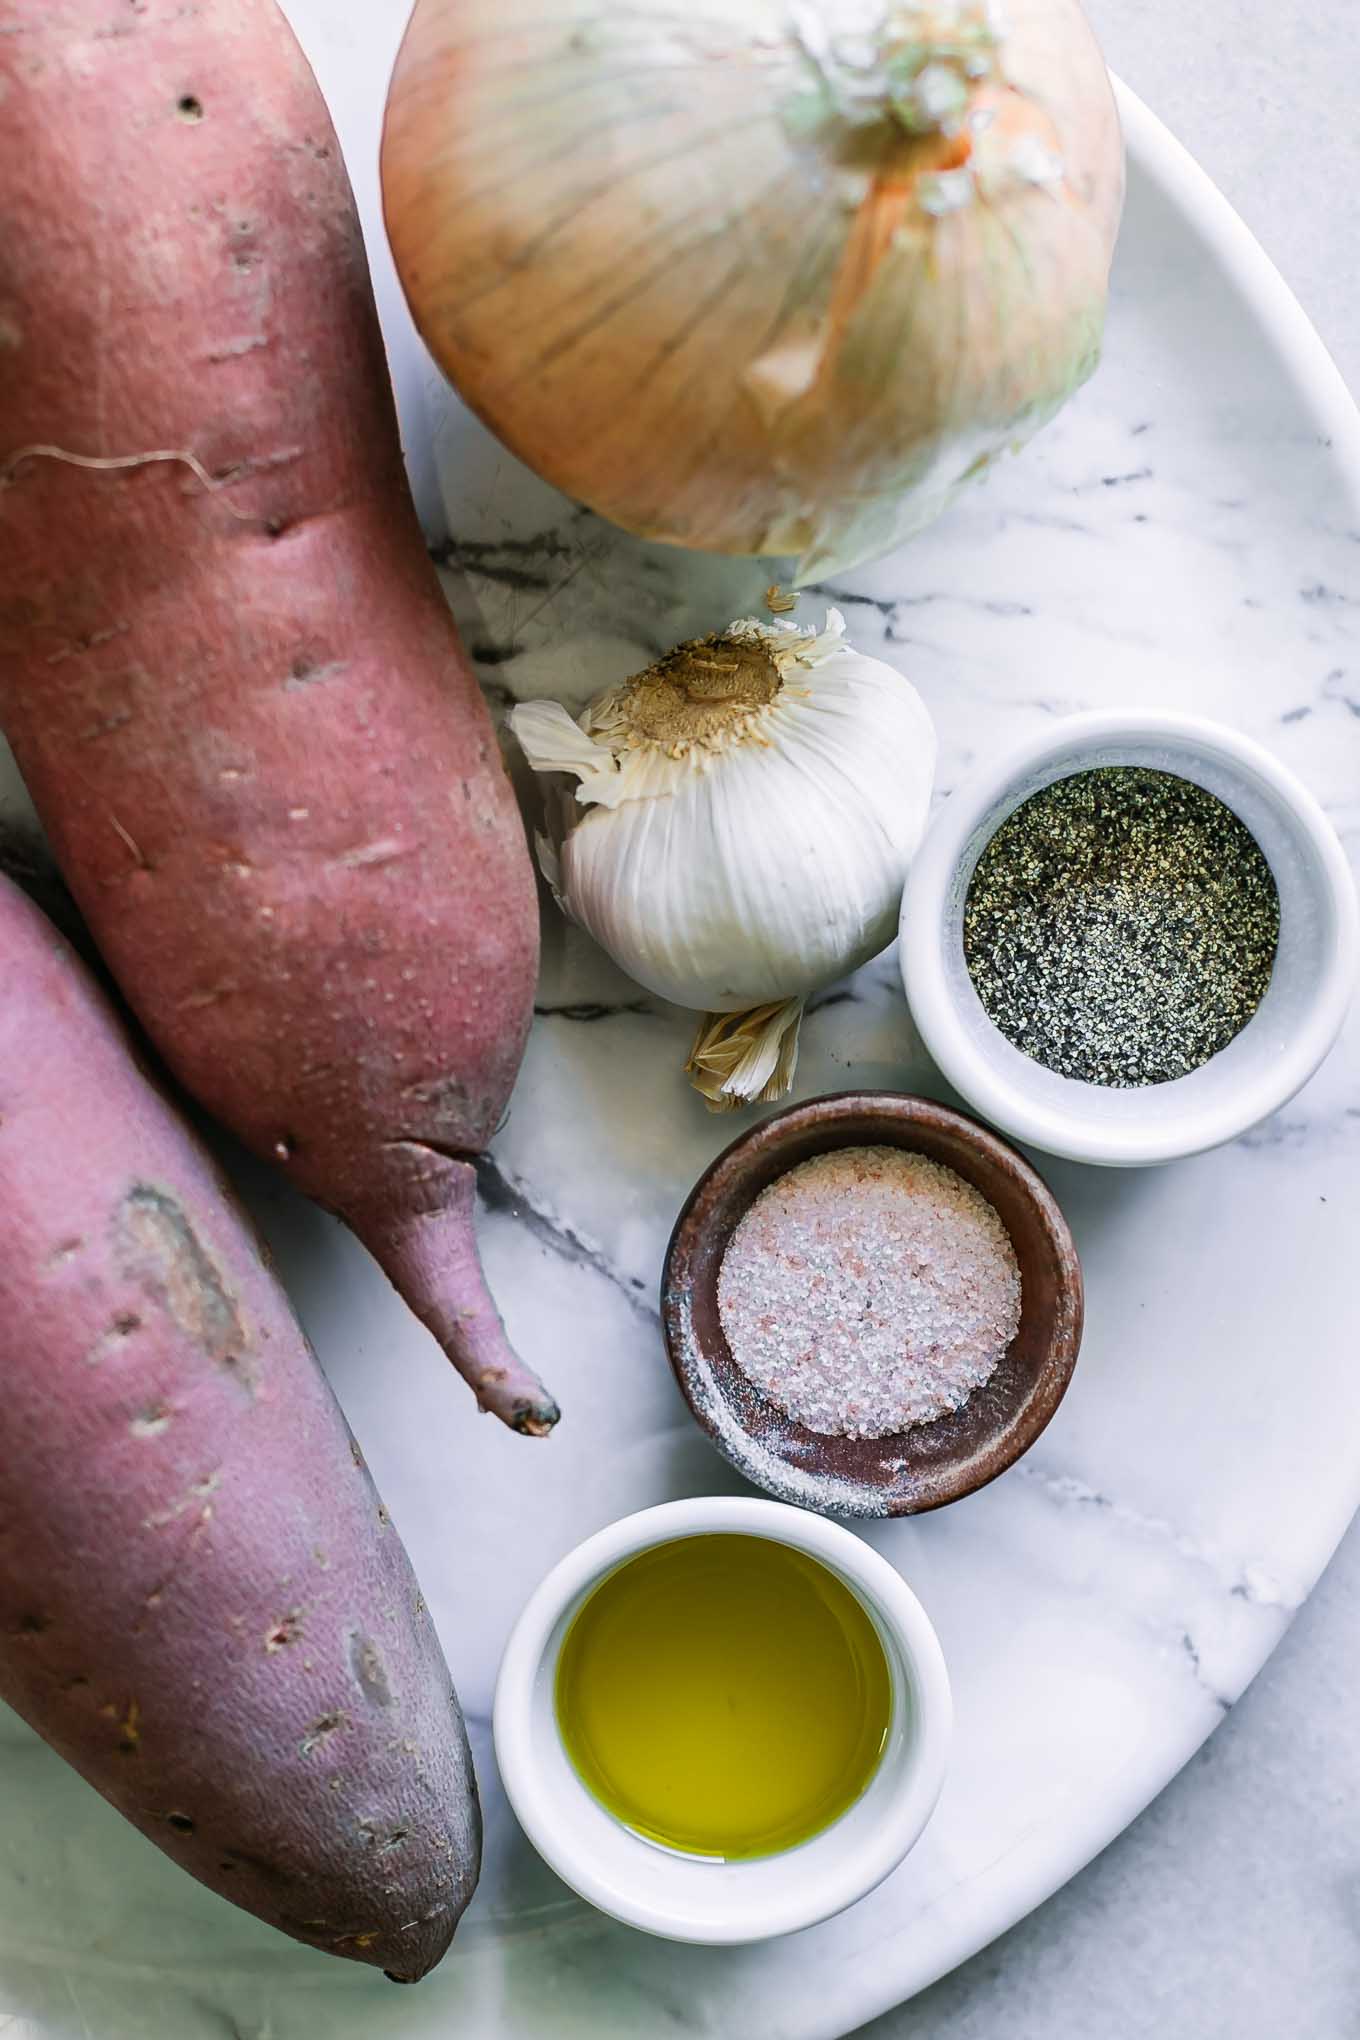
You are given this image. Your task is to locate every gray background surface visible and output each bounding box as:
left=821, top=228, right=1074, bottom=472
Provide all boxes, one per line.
left=861, top=6, right=1360, bottom=2034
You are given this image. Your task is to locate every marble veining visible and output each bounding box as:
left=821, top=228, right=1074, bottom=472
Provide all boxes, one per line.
left=0, top=10, right=1355, bottom=2040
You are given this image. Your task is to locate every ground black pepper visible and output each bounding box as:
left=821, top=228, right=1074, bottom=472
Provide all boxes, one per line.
left=962, top=767, right=1280, bottom=1087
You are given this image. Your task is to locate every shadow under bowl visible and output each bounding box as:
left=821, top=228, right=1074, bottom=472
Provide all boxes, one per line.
left=661, top=1092, right=1083, bottom=1519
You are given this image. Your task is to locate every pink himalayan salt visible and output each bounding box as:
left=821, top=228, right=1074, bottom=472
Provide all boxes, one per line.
left=717, top=1145, right=1021, bottom=1440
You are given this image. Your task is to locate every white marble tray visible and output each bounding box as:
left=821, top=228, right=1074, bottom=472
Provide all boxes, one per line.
left=1, top=14, right=1358, bottom=2038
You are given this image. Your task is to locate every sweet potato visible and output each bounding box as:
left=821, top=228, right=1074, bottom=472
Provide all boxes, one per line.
left=0, top=866, right=479, bottom=1979
left=0, top=0, right=553, bottom=1434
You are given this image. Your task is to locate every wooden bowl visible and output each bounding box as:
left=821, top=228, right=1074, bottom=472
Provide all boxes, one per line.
left=661, top=1092, right=1083, bottom=1518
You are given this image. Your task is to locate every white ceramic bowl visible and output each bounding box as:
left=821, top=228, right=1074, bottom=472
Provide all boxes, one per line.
left=900, top=712, right=1358, bottom=1168
left=493, top=1496, right=951, bottom=1943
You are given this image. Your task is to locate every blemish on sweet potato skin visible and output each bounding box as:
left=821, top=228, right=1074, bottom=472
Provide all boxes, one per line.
left=350, top=1633, right=393, bottom=1709
left=116, top=1185, right=255, bottom=1390
left=332, top=1928, right=381, bottom=1953
left=116, top=1699, right=141, bottom=1755
left=130, top=1403, right=173, bottom=1439
left=265, top=1610, right=303, bottom=1654
left=300, top=1710, right=346, bottom=1758
left=142, top=1470, right=221, bottom=1531
left=6, top=1610, right=52, bottom=1639
left=83, top=1310, right=142, bottom=1364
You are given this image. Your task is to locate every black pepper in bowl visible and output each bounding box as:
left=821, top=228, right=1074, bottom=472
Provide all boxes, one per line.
left=962, top=766, right=1280, bottom=1087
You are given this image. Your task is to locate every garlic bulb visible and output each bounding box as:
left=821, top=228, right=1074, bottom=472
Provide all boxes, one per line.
left=383, top=0, right=1124, bottom=579
left=510, top=612, right=935, bottom=1107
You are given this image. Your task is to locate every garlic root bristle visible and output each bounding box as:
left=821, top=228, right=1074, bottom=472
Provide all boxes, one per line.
left=591, top=633, right=783, bottom=754
left=685, top=999, right=806, bottom=1112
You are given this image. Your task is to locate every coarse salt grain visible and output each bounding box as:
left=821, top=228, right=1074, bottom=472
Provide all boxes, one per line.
left=717, top=1146, right=1022, bottom=1440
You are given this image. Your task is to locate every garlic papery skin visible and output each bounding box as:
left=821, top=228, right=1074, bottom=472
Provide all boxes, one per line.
left=510, top=612, right=935, bottom=1106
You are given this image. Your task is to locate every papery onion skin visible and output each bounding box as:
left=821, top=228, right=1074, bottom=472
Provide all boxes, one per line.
left=383, top=0, right=1124, bottom=578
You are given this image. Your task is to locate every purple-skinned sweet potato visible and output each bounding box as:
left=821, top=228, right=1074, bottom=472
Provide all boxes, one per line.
left=0, top=870, right=479, bottom=1979
left=0, top=0, right=553, bottom=1436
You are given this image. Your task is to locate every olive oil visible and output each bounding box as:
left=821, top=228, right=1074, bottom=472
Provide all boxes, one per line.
left=554, top=1534, right=893, bottom=1860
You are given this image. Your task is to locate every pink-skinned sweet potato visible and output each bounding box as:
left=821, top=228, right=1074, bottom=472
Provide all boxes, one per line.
left=0, top=868, right=479, bottom=1979
left=0, top=0, right=553, bottom=1434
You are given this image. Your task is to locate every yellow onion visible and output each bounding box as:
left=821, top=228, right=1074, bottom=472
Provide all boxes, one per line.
left=382, top=0, right=1124, bottom=579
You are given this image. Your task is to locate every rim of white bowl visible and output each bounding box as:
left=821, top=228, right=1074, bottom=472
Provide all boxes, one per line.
left=900, top=709, right=1359, bottom=1167
left=493, top=1495, right=953, bottom=1943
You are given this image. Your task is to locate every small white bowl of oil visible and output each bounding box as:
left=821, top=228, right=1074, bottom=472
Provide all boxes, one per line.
left=493, top=1495, right=951, bottom=1944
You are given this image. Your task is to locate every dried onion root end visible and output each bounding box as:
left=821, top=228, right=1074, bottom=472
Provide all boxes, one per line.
left=685, top=998, right=806, bottom=1112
